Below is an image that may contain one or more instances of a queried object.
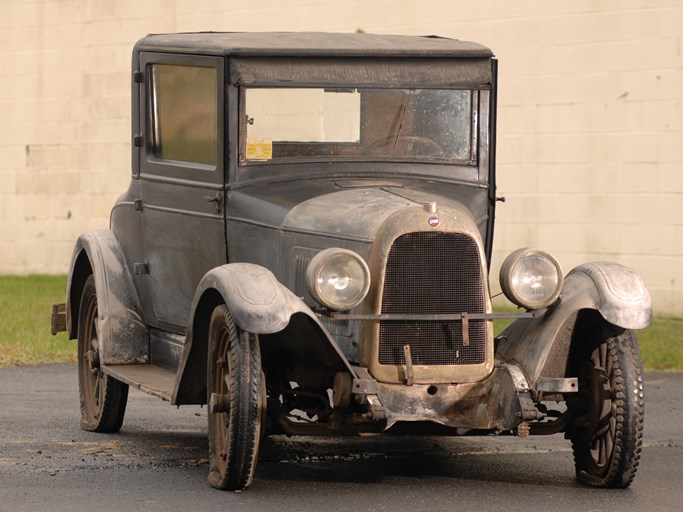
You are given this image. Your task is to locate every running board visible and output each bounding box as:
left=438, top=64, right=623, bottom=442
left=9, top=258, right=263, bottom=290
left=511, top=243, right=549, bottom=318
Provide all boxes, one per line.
left=103, top=364, right=176, bottom=402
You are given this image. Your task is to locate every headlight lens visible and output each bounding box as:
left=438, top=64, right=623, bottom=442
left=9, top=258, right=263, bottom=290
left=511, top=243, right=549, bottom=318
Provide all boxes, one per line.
left=500, top=248, right=563, bottom=310
left=306, top=248, right=371, bottom=311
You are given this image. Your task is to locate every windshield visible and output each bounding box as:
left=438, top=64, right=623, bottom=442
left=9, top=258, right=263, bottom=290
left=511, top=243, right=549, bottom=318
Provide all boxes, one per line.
left=240, top=88, right=477, bottom=164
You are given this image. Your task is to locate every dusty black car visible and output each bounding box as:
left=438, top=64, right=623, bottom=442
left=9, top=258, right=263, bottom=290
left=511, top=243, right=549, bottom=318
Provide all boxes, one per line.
left=52, top=32, right=652, bottom=491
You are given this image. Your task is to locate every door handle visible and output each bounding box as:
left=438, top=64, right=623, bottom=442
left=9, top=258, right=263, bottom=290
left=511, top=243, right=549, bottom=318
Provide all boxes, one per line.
left=204, top=192, right=222, bottom=213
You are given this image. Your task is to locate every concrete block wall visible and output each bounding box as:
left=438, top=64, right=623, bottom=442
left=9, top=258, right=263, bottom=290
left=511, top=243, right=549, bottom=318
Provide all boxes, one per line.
left=0, top=0, right=681, bottom=315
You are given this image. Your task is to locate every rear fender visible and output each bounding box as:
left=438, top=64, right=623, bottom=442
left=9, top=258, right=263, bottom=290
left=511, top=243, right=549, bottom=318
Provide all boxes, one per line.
left=67, top=230, right=148, bottom=364
left=173, top=263, right=355, bottom=405
left=496, top=262, right=651, bottom=387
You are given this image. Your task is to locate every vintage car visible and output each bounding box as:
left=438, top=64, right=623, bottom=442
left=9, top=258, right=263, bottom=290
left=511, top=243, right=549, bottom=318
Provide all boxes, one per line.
left=51, top=32, right=652, bottom=491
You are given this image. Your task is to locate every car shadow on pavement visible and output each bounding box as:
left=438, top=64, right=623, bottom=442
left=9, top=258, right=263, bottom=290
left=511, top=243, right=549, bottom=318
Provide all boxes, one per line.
left=255, top=434, right=577, bottom=488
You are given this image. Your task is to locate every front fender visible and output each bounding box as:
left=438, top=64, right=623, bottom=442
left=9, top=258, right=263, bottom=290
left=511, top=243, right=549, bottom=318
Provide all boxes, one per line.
left=567, top=262, right=652, bottom=329
left=173, top=263, right=355, bottom=405
left=496, top=262, right=651, bottom=386
left=67, top=230, right=147, bottom=365
left=192, top=263, right=310, bottom=334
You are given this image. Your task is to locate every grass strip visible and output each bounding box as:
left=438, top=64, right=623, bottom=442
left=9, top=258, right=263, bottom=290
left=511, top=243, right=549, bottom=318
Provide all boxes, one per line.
left=0, top=275, right=74, bottom=367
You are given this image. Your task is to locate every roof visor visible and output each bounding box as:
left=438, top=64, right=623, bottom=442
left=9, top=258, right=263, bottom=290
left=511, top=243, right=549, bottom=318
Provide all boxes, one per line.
left=231, top=57, right=493, bottom=89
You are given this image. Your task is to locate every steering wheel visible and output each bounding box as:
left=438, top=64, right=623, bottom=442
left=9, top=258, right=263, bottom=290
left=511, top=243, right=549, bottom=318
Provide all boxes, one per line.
left=362, top=135, right=445, bottom=157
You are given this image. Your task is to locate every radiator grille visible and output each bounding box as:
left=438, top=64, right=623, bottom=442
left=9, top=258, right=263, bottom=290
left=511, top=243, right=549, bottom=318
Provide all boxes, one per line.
left=378, top=232, right=487, bottom=366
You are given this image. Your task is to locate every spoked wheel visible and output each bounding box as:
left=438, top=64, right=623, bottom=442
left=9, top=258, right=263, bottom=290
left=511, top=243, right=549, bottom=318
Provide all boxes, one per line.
left=77, top=275, right=128, bottom=432
left=568, top=321, right=644, bottom=488
left=207, top=305, right=265, bottom=491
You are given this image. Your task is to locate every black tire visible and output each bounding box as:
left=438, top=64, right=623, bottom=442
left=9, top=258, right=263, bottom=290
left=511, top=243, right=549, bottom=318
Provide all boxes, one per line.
left=77, top=275, right=129, bottom=432
left=569, top=321, right=644, bottom=488
left=207, top=305, right=265, bottom=491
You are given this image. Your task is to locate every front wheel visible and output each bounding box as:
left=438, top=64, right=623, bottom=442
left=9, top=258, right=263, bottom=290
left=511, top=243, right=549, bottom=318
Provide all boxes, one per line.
left=77, top=275, right=128, bottom=432
left=568, top=321, right=644, bottom=488
left=207, top=305, right=265, bottom=491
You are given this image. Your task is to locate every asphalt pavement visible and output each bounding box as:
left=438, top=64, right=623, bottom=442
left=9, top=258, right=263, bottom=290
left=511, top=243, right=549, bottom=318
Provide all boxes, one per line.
left=1, top=365, right=681, bottom=512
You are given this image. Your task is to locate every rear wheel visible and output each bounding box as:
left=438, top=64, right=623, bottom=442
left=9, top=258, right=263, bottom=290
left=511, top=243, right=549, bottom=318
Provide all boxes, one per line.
left=568, top=321, right=644, bottom=488
left=207, top=305, right=265, bottom=491
left=77, top=275, right=128, bottom=432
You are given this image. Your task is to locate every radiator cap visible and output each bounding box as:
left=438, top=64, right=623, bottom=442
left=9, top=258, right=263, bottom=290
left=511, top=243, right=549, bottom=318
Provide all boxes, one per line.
left=424, top=201, right=438, bottom=213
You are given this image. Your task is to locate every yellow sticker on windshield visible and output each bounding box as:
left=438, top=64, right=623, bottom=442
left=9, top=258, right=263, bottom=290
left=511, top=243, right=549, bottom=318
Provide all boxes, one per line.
left=246, top=139, right=273, bottom=160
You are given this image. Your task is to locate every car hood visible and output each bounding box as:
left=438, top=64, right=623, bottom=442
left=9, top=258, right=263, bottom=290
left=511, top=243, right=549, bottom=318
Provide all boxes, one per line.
left=229, top=179, right=490, bottom=242
left=283, top=187, right=475, bottom=240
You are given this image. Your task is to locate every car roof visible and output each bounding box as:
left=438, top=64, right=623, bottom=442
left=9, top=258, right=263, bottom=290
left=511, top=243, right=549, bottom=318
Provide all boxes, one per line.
left=134, top=31, right=493, bottom=59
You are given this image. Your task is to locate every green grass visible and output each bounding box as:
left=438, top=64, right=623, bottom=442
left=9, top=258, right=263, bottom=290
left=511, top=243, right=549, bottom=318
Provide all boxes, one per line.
left=636, top=317, right=683, bottom=370
left=0, top=275, right=75, bottom=367
left=0, top=275, right=681, bottom=370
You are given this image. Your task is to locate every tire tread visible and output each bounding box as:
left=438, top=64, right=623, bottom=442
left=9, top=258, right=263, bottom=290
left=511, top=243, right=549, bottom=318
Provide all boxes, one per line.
left=571, top=324, right=644, bottom=488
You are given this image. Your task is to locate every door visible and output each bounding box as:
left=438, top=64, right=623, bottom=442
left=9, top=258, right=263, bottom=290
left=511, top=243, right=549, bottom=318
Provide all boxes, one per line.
left=138, top=52, right=226, bottom=331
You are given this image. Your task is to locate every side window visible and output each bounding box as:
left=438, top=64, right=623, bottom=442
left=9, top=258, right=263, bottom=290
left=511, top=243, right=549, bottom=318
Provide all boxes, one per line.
left=150, top=64, right=218, bottom=167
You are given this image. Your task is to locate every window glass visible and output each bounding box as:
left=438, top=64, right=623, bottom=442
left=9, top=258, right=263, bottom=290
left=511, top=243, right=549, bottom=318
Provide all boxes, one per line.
left=247, top=88, right=360, bottom=143
left=151, top=64, right=218, bottom=166
left=242, top=87, right=474, bottom=164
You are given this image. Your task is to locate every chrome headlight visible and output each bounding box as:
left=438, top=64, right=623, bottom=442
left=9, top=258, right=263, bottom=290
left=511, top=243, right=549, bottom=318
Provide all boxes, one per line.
left=306, top=248, right=371, bottom=311
left=500, top=248, right=563, bottom=310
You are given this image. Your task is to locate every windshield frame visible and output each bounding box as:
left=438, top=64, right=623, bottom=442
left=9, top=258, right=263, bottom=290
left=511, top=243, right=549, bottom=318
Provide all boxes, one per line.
left=238, top=86, right=480, bottom=167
